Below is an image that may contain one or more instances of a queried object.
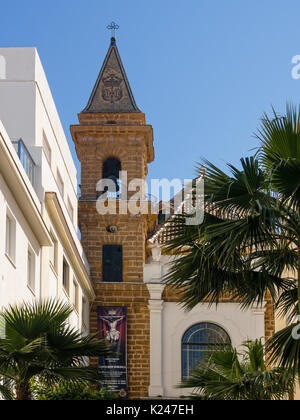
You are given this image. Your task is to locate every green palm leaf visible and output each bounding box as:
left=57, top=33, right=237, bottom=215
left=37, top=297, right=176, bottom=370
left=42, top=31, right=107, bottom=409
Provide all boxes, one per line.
left=164, top=104, right=300, bottom=382
left=180, top=340, right=295, bottom=400
left=0, top=380, right=13, bottom=400
left=266, top=324, right=300, bottom=379
left=0, top=299, right=110, bottom=400
left=257, top=104, right=300, bottom=209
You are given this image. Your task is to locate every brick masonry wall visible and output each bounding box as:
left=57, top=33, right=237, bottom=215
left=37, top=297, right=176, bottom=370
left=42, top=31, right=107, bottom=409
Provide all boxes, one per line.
left=79, top=139, right=149, bottom=201
left=163, top=285, right=275, bottom=342
left=265, top=293, right=275, bottom=342
left=73, top=112, right=155, bottom=399
left=79, top=206, right=147, bottom=284
left=163, top=285, right=236, bottom=303
left=90, top=283, right=150, bottom=399
left=79, top=203, right=152, bottom=398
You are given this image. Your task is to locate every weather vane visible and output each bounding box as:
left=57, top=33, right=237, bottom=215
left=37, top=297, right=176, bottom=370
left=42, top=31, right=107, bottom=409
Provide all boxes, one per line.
left=107, top=22, right=120, bottom=38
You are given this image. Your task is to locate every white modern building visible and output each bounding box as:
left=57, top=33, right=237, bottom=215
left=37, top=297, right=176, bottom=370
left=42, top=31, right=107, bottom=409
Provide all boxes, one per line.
left=0, top=48, right=94, bottom=333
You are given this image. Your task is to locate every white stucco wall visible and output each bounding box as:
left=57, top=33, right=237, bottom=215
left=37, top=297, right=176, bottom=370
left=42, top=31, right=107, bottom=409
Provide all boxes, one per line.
left=162, top=301, right=265, bottom=397
left=0, top=174, right=41, bottom=309
left=0, top=47, right=78, bottom=223
left=0, top=55, right=6, bottom=79
left=0, top=48, right=91, bottom=334
left=145, top=255, right=266, bottom=398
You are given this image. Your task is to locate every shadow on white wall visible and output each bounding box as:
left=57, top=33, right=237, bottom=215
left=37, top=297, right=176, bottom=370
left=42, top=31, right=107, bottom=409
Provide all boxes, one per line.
left=0, top=56, right=6, bottom=79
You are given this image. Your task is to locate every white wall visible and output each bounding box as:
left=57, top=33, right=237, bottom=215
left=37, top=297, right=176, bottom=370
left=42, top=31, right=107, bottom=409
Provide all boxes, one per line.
left=161, top=302, right=265, bottom=397
left=0, top=83, right=36, bottom=144
left=145, top=254, right=266, bottom=398
left=0, top=55, right=6, bottom=79
left=0, top=174, right=41, bottom=309
left=0, top=48, right=91, bottom=334
left=0, top=47, right=78, bottom=223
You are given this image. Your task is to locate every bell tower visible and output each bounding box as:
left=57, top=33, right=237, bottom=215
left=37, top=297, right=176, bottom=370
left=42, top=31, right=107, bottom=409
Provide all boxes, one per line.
left=71, top=34, right=155, bottom=398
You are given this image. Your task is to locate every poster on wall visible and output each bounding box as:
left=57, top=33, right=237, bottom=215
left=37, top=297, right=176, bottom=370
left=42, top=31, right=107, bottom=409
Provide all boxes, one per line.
left=97, top=306, right=128, bottom=398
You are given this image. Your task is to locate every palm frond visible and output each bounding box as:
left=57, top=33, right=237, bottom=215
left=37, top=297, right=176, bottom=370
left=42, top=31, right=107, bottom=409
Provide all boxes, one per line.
left=276, top=286, right=298, bottom=322
left=256, top=104, right=300, bottom=209
left=180, top=339, right=295, bottom=400
left=0, top=379, right=13, bottom=400
left=266, top=324, right=300, bottom=379
left=0, top=299, right=110, bottom=399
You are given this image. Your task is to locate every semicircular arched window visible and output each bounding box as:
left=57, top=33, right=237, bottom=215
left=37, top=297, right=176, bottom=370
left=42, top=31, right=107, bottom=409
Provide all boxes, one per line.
left=182, top=322, right=231, bottom=380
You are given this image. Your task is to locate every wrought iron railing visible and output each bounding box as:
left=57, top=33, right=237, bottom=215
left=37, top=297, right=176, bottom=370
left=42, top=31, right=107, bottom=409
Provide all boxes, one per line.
left=12, top=139, right=35, bottom=186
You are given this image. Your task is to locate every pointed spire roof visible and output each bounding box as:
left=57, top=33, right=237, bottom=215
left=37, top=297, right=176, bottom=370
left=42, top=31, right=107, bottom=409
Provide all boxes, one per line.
left=83, top=38, right=141, bottom=113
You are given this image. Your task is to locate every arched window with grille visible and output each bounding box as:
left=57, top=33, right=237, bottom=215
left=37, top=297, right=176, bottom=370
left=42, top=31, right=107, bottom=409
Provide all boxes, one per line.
left=182, top=322, right=231, bottom=380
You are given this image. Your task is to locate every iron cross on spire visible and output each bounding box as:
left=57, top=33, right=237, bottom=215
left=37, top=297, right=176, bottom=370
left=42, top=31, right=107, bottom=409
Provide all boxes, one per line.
left=107, top=22, right=120, bottom=39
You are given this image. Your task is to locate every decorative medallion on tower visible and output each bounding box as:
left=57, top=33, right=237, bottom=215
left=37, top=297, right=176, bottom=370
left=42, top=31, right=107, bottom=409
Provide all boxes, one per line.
left=102, top=69, right=123, bottom=103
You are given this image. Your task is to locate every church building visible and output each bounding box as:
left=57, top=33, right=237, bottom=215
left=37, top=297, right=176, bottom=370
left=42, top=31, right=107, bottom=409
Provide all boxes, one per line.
left=70, top=34, right=274, bottom=399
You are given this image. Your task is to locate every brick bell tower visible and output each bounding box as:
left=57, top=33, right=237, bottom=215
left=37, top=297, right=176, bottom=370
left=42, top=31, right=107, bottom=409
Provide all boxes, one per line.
left=70, top=35, right=155, bottom=399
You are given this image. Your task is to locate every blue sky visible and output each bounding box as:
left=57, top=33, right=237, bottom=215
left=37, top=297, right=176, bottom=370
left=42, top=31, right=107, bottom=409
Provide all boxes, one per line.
left=2, top=0, right=300, bottom=185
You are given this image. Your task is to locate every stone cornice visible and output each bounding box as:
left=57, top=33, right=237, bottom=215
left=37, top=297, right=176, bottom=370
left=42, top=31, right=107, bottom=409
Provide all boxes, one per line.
left=78, top=112, right=146, bottom=125
left=70, top=124, right=154, bottom=164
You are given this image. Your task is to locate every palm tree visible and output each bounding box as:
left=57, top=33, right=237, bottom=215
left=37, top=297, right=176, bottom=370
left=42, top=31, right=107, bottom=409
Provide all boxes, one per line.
left=164, top=105, right=300, bottom=379
left=0, top=300, right=110, bottom=400
left=0, top=381, right=13, bottom=400
left=180, top=340, right=295, bottom=400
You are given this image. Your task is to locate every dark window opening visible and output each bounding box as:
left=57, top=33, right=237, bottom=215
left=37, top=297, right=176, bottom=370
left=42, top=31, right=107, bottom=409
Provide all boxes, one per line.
left=158, top=212, right=166, bottom=225
left=62, top=258, right=70, bottom=295
left=102, top=158, right=122, bottom=196
left=102, top=245, right=123, bottom=283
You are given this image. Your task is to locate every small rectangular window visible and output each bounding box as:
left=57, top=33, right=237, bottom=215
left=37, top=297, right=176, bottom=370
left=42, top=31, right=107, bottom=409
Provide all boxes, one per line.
left=82, top=297, right=88, bottom=328
left=49, top=232, right=58, bottom=271
left=27, top=248, right=35, bottom=293
left=57, top=170, right=64, bottom=198
left=102, top=245, right=123, bottom=283
left=5, top=216, right=12, bottom=256
left=73, top=280, right=79, bottom=312
left=67, top=197, right=74, bottom=223
left=5, top=212, right=16, bottom=262
left=62, top=257, right=70, bottom=295
left=43, top=132, right=52, bottom=166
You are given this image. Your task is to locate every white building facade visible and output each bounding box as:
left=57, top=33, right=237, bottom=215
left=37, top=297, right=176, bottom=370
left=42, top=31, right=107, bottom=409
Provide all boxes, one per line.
left=144, top=252, right=266, bottom=398
left=0, top=48, right=94, bottom=333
